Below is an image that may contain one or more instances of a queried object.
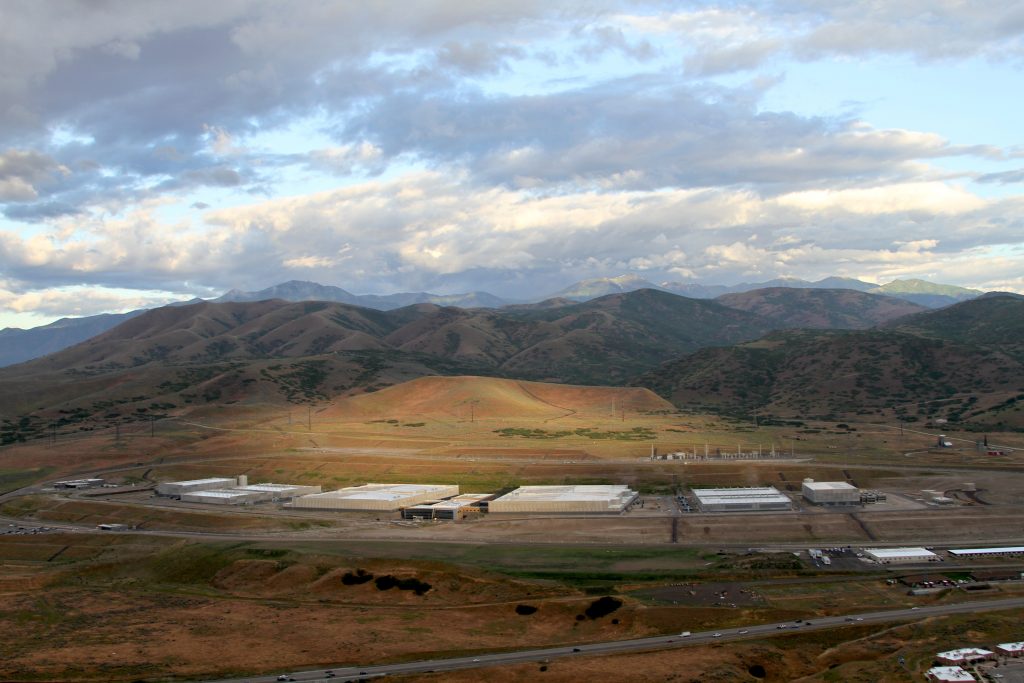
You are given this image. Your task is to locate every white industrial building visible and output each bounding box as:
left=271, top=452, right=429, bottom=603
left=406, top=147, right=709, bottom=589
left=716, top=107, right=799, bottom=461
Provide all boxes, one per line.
left=402, top=493, right=494, bottom=520
left=936, top=648, right=995, bottom=665
left=692, top=486, right=792, bottom=512
left=926, top=667, right=976, bottom=682
left=156, top=477, right=237, bottom=497
left=180, top=483, right=322, bottom=505
left=488, top=485, right=638, bottom=514
left=801, top=479, right=860, bottom=506
left=287, top=483, right=460, bottom=511
left=996, top=642, right=1024, bottom=657
left=181, top=489, right=266, bottom=505
left=948, top=546, right=1024, bottom=559
left=863, top=547, right=940, bottom=564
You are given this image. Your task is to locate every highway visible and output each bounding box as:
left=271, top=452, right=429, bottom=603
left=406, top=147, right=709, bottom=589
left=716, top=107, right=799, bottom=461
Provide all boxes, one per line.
left=202, top=596, right=1024, bottom=683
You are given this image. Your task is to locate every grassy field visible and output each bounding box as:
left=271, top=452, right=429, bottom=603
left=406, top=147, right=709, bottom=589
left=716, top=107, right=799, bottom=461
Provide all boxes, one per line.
left=3, top=531, right=1024, bottom=682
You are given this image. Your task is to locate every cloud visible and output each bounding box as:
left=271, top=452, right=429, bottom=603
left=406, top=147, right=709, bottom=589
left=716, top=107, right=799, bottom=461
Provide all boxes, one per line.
left=344, top=80, right=985, bottom=193
left=0, top=285, right=177, bottom=317
left=0, top=0, right=1022, bottom=322
left=0, top=149, right=69, bottom=201
left=977, top=168, right=1024, bottom=184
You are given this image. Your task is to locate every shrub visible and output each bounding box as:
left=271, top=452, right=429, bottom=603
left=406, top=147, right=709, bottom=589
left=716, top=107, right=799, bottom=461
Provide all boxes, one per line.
left=584, top=596, right=622, bottom=619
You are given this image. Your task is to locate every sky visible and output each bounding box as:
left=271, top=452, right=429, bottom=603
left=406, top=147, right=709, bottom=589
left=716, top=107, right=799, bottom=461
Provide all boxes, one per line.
left=1, top=1, right=1023, bottom=329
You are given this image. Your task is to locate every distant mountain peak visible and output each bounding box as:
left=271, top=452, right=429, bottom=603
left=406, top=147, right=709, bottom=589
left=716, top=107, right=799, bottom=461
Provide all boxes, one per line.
left=552, top=274, right=664, bottom=301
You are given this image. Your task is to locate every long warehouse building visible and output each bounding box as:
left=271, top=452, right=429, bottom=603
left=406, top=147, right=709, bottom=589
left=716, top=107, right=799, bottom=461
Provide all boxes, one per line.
left=488, top=485, right=638, bottom=514
left=863, top=547, right=940, bottom=564
left=287, top=483, right=459, bottom=511
left=948, top=546, right=1024, bottom=559
left=157, top=477, right=237, bottom=497
left=181, top=483, right=322, bottom=505
left=693, top=486, right=792, bottom=512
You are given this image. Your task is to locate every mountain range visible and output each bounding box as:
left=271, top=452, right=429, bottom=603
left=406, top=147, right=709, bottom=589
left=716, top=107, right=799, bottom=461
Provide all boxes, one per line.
left=4, top=286, right=1019, bottom=440
left=2, top=289, right=1022, bottom=443
left=0, top=275, right=991, bottom=368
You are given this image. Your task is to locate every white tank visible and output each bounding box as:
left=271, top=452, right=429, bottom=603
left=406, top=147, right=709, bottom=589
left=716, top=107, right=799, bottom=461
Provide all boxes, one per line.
left=237, top=474, right=248, bottom=487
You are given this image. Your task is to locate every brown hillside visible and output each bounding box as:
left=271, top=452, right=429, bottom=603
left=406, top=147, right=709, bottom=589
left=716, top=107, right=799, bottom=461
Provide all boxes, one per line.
left=322, top=375, right=674, bottom=420
left=715, top=287, right=926, bottom=329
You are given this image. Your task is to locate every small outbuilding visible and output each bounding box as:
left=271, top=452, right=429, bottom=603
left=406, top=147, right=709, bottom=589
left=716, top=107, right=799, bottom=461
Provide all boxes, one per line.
left=401, top=493, right=494, bottom=521
left=54, top=478, right=105, bottom=489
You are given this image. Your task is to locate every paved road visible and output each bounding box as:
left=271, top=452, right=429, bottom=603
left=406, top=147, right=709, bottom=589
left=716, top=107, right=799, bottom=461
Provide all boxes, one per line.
left=202, top=596, right=1024, bottom=683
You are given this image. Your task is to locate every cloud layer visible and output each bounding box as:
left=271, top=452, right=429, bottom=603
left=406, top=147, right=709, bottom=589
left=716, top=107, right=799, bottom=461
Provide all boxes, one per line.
left=1, top=1, right=1023, bottom=324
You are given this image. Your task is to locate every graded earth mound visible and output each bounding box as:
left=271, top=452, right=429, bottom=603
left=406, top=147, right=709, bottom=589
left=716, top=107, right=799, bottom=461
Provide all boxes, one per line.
left=322, top=375, right=674, bottom=420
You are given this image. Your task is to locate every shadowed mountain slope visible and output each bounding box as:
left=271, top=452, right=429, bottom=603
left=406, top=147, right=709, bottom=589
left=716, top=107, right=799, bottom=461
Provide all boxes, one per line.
left=635, top=326, right=1024, bottom=429
left=714, top=288, right=927, bottom=329
left=886, top=294, right=1024, bottom=362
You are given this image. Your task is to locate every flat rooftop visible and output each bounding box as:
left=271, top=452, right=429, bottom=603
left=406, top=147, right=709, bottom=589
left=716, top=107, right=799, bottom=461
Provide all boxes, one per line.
left=692, top=487, right=790, bottom=504
left=937, top=648, right=994, bottom=660
left=236, top=484, right=300, bottom=492
left=997, top=642, right=1024, bottom=653
left=167, top=477, right=236, bottom=486
left=183, top=489, right=254, bottom=499
left=926, top=667, right=975, bottom=682
left=865, top=547, right=937, bottom=559
left=803, top=481, right=858, bottom=491
left=307, top=483, right=455, bottom=502
left=425, top=494, right=494, bottom=510
left=494, top=485, right=635, bottom=502
left=948, top=546, right=1024, bottom=555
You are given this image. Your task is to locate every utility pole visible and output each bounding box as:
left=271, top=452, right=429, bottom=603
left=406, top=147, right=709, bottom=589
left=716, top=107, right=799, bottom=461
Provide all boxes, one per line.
left=307, top=405, right=312, bottom=431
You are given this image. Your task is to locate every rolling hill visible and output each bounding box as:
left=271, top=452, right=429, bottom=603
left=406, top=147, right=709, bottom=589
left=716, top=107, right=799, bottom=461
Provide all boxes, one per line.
left=0, top=290, right=773, bottom=439
left=714, top=288, right=927, bottom=329
left=321, top=375, right=673, bottom=421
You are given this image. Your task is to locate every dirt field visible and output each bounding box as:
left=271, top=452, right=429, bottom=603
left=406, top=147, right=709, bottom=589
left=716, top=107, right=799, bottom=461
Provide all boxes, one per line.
left=2, top=378, right=1024, bottom=681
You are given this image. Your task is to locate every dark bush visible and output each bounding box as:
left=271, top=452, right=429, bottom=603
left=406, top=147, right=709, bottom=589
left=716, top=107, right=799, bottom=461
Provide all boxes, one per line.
left=748, top=664, right=766, bottom=678
left=584, top=596, right=622, bottom=619
left=373, top=574, right=432, bottom=595
left=515, top=604, right=538, bottom=615
left=342, top=569, right=374, bottom=585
